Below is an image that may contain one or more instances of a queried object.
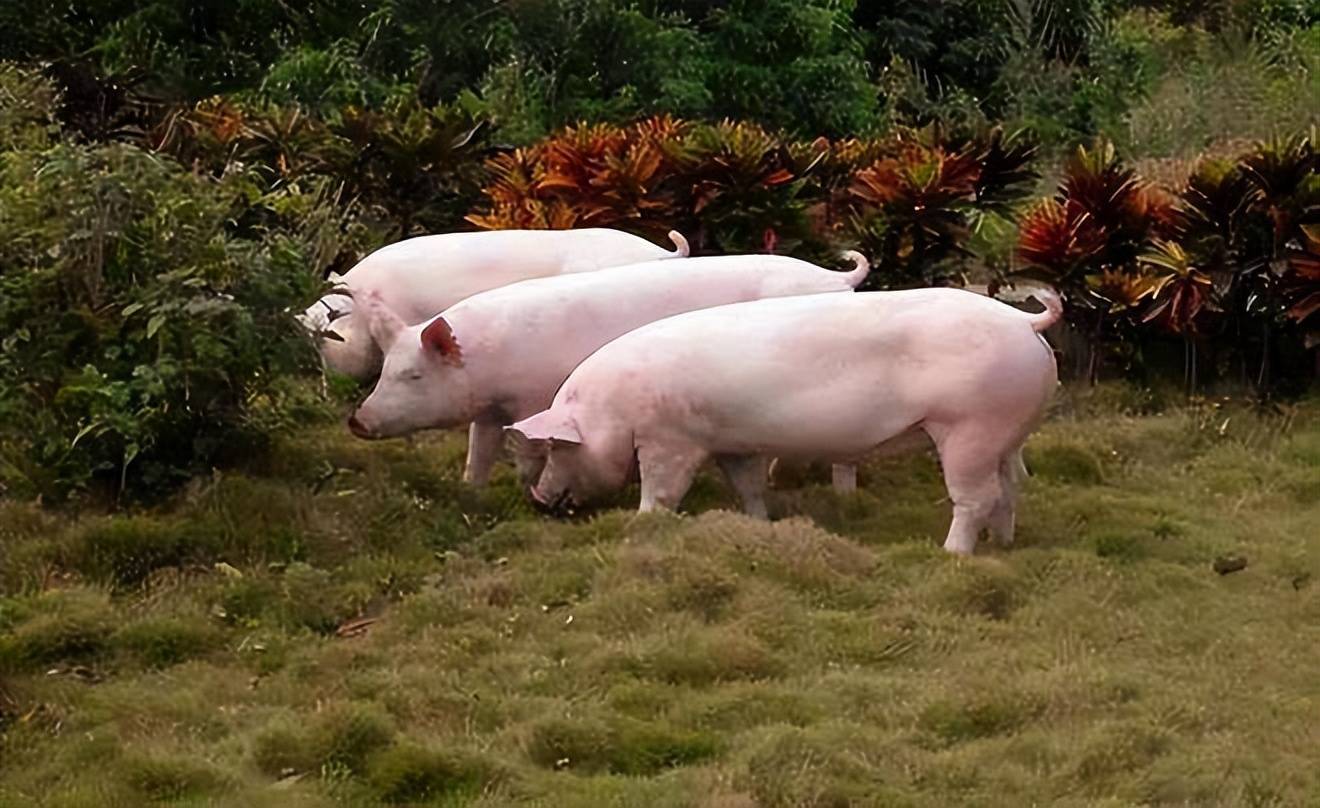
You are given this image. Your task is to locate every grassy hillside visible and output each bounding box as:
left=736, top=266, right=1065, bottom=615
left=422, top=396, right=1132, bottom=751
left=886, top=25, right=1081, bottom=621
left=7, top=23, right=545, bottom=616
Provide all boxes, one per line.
left=2, top=386, right=1319, bottom=807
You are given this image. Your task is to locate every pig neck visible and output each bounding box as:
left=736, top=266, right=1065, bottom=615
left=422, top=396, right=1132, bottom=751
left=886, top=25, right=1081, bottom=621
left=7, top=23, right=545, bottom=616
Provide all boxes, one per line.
left=442, top=312, right=508, bottom=425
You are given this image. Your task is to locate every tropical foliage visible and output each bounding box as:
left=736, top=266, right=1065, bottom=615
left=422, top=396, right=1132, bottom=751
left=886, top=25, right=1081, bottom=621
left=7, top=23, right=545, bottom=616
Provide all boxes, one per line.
left=1017, top=132, right=1320, bottom=388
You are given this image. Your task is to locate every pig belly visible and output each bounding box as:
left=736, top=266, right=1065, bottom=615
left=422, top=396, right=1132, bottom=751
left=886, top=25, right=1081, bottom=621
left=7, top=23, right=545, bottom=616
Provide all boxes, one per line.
left=678, top=383, right=925, bottom=462
left=637, top=321, right=1050, bottom=462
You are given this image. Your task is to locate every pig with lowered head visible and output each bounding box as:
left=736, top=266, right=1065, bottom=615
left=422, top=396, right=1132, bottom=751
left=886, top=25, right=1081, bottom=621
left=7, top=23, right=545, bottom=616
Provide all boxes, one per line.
left=347, top=252, right=871, bottom=485
left=507, top=288, right=1062, bottom=555
left=298, top=228, right=689, bottom=380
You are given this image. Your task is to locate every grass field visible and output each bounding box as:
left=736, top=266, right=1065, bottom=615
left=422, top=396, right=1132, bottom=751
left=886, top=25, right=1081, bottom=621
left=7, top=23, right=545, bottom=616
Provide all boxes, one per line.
left=2, top=385, right=1319, bottom=807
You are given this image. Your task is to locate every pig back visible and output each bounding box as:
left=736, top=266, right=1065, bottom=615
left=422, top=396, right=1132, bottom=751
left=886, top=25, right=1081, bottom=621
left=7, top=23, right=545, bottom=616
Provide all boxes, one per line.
left=554, top=290, right=1055, bottom=457
left=445, top=255, right=862, bottom=418
left=346, top=229, right=676, bottom=325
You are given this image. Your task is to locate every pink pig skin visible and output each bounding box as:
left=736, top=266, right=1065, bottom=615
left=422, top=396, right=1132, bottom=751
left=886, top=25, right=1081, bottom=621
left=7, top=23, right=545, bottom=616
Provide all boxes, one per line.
left=349, top=253, right=870, bottom=486
left=509, top=288, right=1062, bottom=555
left=298, top=228, right=689, bottom=380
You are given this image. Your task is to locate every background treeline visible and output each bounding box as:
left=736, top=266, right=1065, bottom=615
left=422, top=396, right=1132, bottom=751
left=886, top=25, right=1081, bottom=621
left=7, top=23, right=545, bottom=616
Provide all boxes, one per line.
left=0, top=0, right=1317, bottom=500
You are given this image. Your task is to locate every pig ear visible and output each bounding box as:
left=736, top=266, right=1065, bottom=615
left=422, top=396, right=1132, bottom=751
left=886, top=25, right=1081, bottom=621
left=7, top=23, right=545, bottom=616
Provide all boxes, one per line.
left=363, top=291, right=406, bottom=351
left=505, top=410, right=582, bottom=445
left=420, top=317, right=463, bottom=367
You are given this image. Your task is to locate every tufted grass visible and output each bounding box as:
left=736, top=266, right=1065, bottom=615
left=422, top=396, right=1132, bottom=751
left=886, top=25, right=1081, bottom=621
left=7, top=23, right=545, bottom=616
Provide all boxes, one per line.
left=1, top=384, right=1318, bottom=806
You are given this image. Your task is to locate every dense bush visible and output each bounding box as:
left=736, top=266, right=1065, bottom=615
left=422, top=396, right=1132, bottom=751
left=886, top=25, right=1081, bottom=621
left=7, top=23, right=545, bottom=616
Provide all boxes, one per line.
left=0, top=71, right=335, bottom=499
left=468, top=116, right=1038, bottom=281
left=1017, top=133, right=1320, bottom=388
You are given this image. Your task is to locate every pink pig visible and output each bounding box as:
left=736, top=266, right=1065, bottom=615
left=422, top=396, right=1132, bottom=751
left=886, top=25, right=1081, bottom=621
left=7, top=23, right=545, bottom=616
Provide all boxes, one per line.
left=507, top=288, right=1062, bottom=555
left=298, top=228, right=689, bottom=380
left=348, top=253, right=870, bottom=486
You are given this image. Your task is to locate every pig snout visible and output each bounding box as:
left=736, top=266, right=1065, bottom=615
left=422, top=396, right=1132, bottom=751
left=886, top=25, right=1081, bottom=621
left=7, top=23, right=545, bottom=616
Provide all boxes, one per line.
left=347, top=413, right=377, bottom=440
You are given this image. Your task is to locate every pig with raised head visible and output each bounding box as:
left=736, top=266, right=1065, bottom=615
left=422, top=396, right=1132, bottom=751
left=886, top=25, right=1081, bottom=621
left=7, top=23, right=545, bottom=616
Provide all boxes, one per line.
left=346, top=252, right=871, bottom=485
left=507, top=288, right=1062, bottom=555
left=298, top=228, right=690, bottom=380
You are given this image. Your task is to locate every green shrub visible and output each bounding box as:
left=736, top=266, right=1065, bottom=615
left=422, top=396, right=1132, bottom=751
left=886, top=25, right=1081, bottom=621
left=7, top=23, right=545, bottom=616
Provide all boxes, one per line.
left=1029, top=445, right=1107, bottom=485
left=122, top=754, right=231, bottom=802
left=112, top=615, right=222, bottom=668
left=621, top=629, right=786, bottom=686
left=741, top=725, right=889, bottom=808
left=0, top=62, right=58, bottom=150
left=1093, top=531, right=1148, bottom=562
left=920, top=693, right=1040, bottom=746
left=279, top=562, right=354, bottom=633
left=0, top=139, right=327, bottom=500
left=366, top=743, right=492, bottom=804
left=921, top=560, right=1022, bottom=620
left=0, top=589, right=115, bottom=671
left=70, top=517, right=206, bottom=589
left=214, top=562, right=363, bottom=633
left=252, top=703, right=395, bottom=776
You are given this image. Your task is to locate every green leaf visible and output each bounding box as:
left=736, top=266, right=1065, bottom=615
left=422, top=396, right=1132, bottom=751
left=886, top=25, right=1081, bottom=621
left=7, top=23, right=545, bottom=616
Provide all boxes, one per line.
left=122, top=303, right=145, bottom=318
left=147, top=314, right=167, bottom=339
left=70, top=421, right=102, bottom=449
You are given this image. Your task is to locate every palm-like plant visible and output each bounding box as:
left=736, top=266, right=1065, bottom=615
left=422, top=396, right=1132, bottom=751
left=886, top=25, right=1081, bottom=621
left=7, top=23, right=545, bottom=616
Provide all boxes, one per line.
left=844, top=140, right=983, bottom=287
left=1141, top=240, right=1215, bottom=335
left=970, top=127, right=1040, bottom=218
left=668, top=119, right=817, bottom=254
left=243, top=104, right=338, bottom=182
left=1015, top=140, right=1178, bottom=382
left=147, top=97, right=250, bottom=174
left=1140, top=240, right=1216, bottom=390
left=1059, top=141, right=1154, bottom=258
left=336, top=101, right=487, bottom=237
left=1239, top=133, right=1319, bottom=256
left=1177, top=159, right=1259, bottom=255
left=467, top=117, right=683, bottom=240
left=1282, top=224, right=1320, bottom=349
left=1017, top=140, right=1167, bottom=296
left=1016, top=198, right=1106, bottom=288
left=1219, top=134, right=1319, bottom=388
left=466, top=148, right=549, bottom=230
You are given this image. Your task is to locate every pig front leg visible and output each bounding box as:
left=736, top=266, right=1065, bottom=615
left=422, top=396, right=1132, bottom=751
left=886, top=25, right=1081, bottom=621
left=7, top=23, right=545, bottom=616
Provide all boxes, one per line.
left=463, top=419, right=505, bottom=487
left=716, top=454, right=769, bottom=519
left=637, top=442, right=707, bottom=513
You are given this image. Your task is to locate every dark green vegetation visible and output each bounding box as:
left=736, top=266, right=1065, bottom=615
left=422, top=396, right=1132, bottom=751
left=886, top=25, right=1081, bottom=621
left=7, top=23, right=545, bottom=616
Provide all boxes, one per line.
left=2, top=389, right=1319, bottom=806
left=3, top=0, right=1317, bottom=145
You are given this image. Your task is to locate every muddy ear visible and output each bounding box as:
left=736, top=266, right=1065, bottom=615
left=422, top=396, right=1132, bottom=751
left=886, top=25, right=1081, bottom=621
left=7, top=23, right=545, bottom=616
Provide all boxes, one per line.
left=420, top=316, right=463, bottom=367
left=363, top=291, right=406, bottom=351
left=505, top=410, right=582, bottom=445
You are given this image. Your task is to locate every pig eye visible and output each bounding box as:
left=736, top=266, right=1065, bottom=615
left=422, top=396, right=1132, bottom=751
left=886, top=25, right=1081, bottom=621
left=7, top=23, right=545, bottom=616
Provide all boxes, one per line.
left=408, top=371, right=424, bottom=381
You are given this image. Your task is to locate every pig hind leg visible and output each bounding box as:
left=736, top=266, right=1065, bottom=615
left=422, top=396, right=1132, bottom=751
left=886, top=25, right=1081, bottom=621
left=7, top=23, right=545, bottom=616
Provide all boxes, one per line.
left=929, top=425, right=1010, bottom=555
left=987, top=446, right=1028, bottom=545
left=716, top=454, right=769, bottom=519
left=638, top=442, right=708, bottom=513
